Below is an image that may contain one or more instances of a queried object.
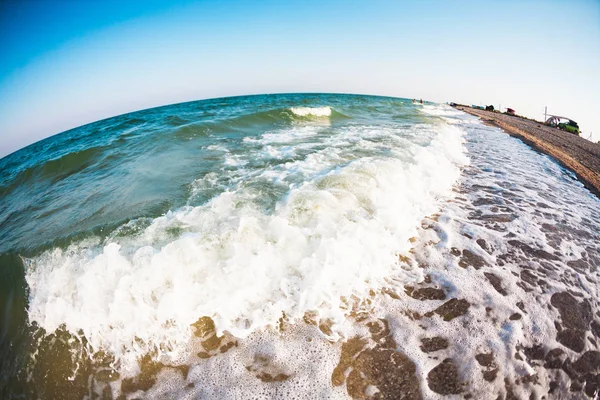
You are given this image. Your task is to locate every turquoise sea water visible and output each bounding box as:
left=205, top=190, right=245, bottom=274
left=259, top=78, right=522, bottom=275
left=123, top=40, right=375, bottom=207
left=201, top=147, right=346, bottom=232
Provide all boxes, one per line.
left=0, top=94, right=598, bottom=399
left=0, top=94, right=429, bottom=254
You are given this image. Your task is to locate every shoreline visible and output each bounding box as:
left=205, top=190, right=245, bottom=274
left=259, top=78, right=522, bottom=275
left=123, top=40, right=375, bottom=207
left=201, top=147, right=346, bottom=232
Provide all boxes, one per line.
left=453, top=106, right=600, bottom=199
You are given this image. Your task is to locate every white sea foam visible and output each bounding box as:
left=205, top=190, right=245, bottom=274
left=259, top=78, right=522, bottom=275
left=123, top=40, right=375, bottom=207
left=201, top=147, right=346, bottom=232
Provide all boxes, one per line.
left=289, top=106, right=332, bottom=117
left=140, top=108, right=600, bottom=399
left=244, top=126, right=322, bottom=145
left=420, top=104, right=463, bottom=117
left=23, top=102, right=600, bottom=399
left=25, top=117, right=468, bottom=371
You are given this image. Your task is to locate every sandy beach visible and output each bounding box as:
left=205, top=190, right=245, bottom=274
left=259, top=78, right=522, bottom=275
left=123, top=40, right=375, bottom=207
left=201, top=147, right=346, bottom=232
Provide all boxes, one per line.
left=454, top=106, right=600, bottom=198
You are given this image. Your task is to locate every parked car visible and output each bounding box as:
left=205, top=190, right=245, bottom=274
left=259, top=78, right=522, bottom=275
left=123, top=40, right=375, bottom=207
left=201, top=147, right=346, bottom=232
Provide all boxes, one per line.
left=545, top=116, right=580, bottom=135
left=558, top=120, right=580, bottom=135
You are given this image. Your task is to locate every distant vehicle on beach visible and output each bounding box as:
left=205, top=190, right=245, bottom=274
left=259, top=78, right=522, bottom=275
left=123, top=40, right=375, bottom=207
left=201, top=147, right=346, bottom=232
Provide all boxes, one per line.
left=545, top=115, right=580, bottom=135
left=505, top=108, right=516, bottom=115
left=559, top=121, right=580, bottom=135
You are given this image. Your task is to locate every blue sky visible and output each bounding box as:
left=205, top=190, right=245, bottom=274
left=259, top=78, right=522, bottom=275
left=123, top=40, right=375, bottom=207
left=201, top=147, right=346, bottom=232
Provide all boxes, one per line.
left=0, top=0, right=599, bottom=156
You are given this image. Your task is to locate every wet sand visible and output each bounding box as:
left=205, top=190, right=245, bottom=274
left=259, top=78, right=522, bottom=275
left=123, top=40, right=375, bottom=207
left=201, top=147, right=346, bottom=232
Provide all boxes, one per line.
left=454, top=106, right=600, bottom=198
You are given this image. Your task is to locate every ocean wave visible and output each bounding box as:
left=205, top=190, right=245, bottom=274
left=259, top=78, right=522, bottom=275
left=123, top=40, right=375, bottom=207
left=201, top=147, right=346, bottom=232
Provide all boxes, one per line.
left=289, top=106, right=332, bottom=117
left=0, top=146, right=108, bottom=198
left=228, top=106, right=347, bottom=125
left=171, top=107, right=347, bottom=140
left=171, top=123, right=213, bottom=140
left=25, top=122, right=468, bottom=370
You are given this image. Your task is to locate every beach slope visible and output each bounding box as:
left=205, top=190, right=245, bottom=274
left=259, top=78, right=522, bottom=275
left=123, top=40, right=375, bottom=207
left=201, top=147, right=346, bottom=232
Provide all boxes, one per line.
left=454, top=106, right=600, bottom=197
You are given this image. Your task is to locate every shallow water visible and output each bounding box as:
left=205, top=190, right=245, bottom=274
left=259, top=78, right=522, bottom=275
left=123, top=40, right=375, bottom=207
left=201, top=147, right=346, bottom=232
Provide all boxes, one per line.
left=0, top=94, right=598, bottom=399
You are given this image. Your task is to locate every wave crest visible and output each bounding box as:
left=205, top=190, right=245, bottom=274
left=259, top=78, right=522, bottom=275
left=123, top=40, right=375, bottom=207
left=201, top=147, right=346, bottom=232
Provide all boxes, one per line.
left=289, top=106, right=332, bottom=117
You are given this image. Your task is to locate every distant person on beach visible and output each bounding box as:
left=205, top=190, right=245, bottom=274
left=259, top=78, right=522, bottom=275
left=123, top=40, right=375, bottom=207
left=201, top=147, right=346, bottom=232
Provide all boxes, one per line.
left=420, top=99, right=423, bottom=104
left=413, top=99, right=416, bottom=104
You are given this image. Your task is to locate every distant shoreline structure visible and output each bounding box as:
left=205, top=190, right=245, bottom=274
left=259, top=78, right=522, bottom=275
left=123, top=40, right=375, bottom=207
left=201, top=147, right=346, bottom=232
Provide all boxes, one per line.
left=453, top=105, right=600, bottom=198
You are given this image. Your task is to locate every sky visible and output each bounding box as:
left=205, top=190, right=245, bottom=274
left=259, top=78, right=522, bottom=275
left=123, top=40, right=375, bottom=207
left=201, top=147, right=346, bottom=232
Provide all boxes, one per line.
left=0, top=0, right=599, bottom=157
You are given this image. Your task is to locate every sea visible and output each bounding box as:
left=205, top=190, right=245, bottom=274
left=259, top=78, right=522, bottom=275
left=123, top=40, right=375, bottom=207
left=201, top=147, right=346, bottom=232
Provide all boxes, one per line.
left=0, top=93, right=598, bottom=399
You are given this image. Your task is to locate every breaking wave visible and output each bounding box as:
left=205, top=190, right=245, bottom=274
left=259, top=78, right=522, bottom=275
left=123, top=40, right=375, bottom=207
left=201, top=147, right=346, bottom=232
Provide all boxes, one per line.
left=25, top=119, right=468, bottom=370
